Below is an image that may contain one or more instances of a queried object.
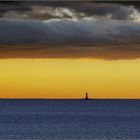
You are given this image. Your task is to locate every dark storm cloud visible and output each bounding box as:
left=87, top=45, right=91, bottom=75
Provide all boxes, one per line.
left=0, top=1, right=140, bottom=59
left=1, top=18, right=140, bottom=45
left=0, top=18, right=140, bottom=59
left=0, top=1, right=140, bottom=21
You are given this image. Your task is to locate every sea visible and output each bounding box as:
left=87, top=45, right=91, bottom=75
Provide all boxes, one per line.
left=0, top=99, right=140, bottom=139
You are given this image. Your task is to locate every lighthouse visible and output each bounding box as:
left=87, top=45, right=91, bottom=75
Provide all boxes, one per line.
left=85, top=91, right=89, bottom=100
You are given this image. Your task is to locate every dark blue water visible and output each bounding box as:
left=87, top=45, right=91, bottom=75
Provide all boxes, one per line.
left=0, top=99, right=140, bottom=139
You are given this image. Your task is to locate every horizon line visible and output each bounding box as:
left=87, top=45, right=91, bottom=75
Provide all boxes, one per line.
left=0, top=98, right=140, bottom=100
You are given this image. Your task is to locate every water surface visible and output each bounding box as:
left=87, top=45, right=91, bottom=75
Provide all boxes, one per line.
left=0, top=99, right=140, bottom=139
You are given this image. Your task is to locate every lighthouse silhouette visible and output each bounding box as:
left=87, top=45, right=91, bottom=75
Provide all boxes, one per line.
left=85, top=91, right=89, bottom=100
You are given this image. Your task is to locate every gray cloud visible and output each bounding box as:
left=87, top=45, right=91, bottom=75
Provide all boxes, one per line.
left=0, top=2, right=140, bottom=21
left=0, top=18, right=140, bottom=45
left=0, top=18, right=140, bottom=59
left=0, top=2, right=140, bottom=59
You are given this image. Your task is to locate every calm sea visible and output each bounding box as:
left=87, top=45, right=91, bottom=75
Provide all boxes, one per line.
left=0, top=99, right=140, bottom=139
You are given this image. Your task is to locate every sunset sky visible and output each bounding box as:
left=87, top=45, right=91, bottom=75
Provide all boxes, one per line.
left=1, top=1, right=140, bottom=98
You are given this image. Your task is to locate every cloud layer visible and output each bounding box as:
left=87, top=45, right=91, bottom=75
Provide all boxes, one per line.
left=0, top=1, right=140, bottom=59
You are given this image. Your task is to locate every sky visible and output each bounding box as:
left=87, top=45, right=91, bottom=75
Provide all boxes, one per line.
left=1, top=1, right=140, bottom=98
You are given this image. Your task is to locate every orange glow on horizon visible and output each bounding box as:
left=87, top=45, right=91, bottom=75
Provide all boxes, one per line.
left=0, top=58, right=140, bottom=98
